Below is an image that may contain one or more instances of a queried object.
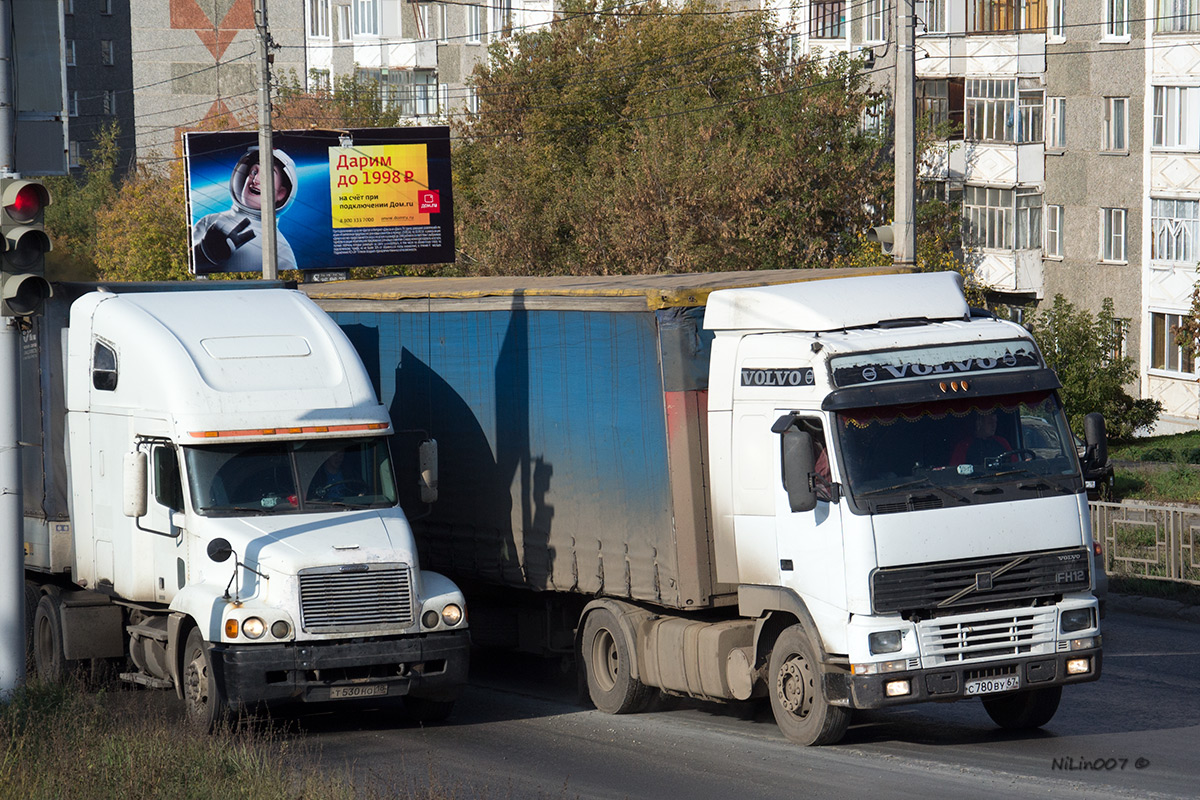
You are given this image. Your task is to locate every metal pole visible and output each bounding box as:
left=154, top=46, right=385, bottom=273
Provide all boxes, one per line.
left=254, top=0, right=278, bottom=280
left=0, top=0, right=25, bottom=698
left=894, top=0, right=917, bottom=267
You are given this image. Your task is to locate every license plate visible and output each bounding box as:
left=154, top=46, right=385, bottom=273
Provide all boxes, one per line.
left=965, top=675, right=1020, bottom=696
left=1085, top=480, right=1097, bottom=489
left=330, top=684, right=388, bottom=700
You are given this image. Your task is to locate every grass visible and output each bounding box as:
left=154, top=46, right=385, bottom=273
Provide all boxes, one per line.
left=0, top=680, right=361, bottom=800
left=1110, top=576, right=1200, bottom=605
left=1108, top=431, right=1200, bottom=503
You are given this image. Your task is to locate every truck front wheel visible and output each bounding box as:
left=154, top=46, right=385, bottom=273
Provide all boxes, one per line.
left=768, top=624, right=849, bottom=746
left=982, top=686, right=1061, bottom=730
left=581, top=608, right=654, bottom=714
left=182, top=627, right=229, bottom=730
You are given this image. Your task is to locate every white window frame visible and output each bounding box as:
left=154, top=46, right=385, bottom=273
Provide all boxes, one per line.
left=1047, top=97, right=1066, bottom=148
left=337, top=5, right=352, bottom=41
left=1045, top=204, right=1063, bottom=258
left=1101, top=207, right=1127, bottom=263
left=492, top=0, right=513, bottom=40
left=1153, top=86, right=1200, bottom=150
left=68, top=140, right=80, bottom=168
left=1105, top=0, right=1130, bottom=39
left=865, top=0, right=887, bottom=43
left=1015, top=190, right=1042, bottom=250
left=309, top=0, right=331, bottom=39
left=354, top=0, right=379, bottom=36
left=437, top=3, right=449, bottom=42
left=1152, top=197, right=1200, bottom=266
left=916, top=0, right=945, bottom=34
left=69, top=91, right=79, bottom=117
left=102, top=90, right=116, bottom=116
left=1157, top=0, right=1200, bottom=33
left=964, top=185, right=1014, bottom=250
left=1102, top=97, right=1129, bottom=152
left=1048, top=0, right=1065, bottom=39
left=966, top=78, right=1017, bottom=143
left=467, top=3, right=485, bottom=42
left=1150, top=311, right=1196, bottom=375
left=64, top=0, right=73, bottom=15
left=418, top=3, right=430, bottom=38
left=810, top=1, right=846, bottom=39
left=468, top=85, right=480, bottom=115
left=65, top=40, right=75, bottom=67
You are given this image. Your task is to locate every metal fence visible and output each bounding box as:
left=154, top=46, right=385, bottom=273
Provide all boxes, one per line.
left=1090, top=501, right=1200, bottom=586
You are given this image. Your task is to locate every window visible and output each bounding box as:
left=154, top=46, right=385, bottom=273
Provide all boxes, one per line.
left=354, top=0, right=378, bottom=35
left=1103, top=97, right=1128, bottom=152
left=102, top=91, right=117, bottom=116
left=967, top=79, right=1033, bottom=143
left=918, top=78, right=964, bottom=137
left=468, top=3, right=485, bottom=42
left=382, top=70, right=440, bottom=117
left=101, top=40, right=114, bottom=66
left=1015, top=190, right=1042, bottom=249
left=916, top=0, right=946, bottom=33
left=64, top=0, right=73, bottom=14
left=1047, top=97, right=1066, bottom=148
left=309, top=0, right=331, bottom=38
left=1101, top=208, right=1127, bottom=262
left=69, top=91, right=78, bottom=117
left=1152, top=198, right=1200, bottom=264
left=65, top=40, right=75, bottom=67
left=418, top=3, right=430, bottom=38
left=1151, top=312, right=1195, bottom=373
left=1046, top=204, right=1063, bottom=257
left=1017, top=90, right=1043, bottom=143
left=861, top=95, right=888, bottom=136
left=438, top=3, right=448, bottom=42
left=1110, top=318, right=1130, bottom=362
left=865, top=0, right=887, bottom=42
left=493, top=0, right=513, bottom=39
left=153, top=447, right=185, bottom=512
left=337, top=5, right=351, bottom=40
left=93, top=341, right=117, bottom=391
left=1153, top=86, right=1200, bottom=149
left=1105, top=0, right=1130, bottom=37
left=101, top=0, right=112, bottom=15
left=810, top=1, right=846, bottom=38
left=964, top=185, right=1014, bottom=249
left=310, top=68, right=330, bottom=92
left=1157, top=0, right=1200, bottom=33
left=968, top=0, right=1047, bottom=33
left=1048, top=0, right=1065, bottom=37
left=468, top=86, right=480, bottom=114
left=68, top=140, right=80, bottom=168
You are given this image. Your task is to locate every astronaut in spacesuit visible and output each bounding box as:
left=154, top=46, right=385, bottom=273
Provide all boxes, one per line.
left=192, top=147, right=299, bottom=274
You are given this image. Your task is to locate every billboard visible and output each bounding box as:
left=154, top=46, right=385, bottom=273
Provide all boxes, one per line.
left=184, top=128, right=454, bottom=274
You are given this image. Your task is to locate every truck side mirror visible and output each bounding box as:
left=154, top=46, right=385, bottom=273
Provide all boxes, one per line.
left=419, top=439, right=439, bottom=504
left=207, top=538, right=233, bottom=563
left=122, top=451, right=148, bottom=518
left=1083, top=413, right=1108, bottom=467
left=781, top=428, right=817, bottom=513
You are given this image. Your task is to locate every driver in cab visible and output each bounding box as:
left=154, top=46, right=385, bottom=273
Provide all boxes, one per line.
left=309, top=449, right=352, bottom=502
left=952, top=412, right=1012, bottom=465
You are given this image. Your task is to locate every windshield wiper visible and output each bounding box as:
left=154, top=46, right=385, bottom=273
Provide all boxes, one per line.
left=855, top=477, right=937, bottom=498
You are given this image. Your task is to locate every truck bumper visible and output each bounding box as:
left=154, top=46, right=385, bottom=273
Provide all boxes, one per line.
left=846, top=645, right=1102, bottom=710
left=211, top=629, right=470, bottom=707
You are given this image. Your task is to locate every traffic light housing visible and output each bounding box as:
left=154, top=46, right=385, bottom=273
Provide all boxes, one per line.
left=1, top=178, right=53, bottom=316
left=867, top=225, right=895, bottom=255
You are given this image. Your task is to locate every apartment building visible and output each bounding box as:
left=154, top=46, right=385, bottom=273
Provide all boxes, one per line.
left=62, top=0, right=135, bottom=170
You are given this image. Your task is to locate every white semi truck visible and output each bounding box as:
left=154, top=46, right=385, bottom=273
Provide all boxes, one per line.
left=311, top=268, right=1104, bottom=745
left=20, top=282, right=469, bottom=727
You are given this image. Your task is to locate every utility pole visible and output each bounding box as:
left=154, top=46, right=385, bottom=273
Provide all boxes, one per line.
left=254, top=0, right=278, bottom=280
left=0, top=0, right=24, bottom=698
left=893, top=0, right=917, bottom=268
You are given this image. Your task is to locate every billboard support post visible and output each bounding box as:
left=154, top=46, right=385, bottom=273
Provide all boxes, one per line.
left=254, top=0, right=278, bottom=280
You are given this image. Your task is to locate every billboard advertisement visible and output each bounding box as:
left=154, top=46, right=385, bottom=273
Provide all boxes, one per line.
left=184, top=127, right=454, bottom=274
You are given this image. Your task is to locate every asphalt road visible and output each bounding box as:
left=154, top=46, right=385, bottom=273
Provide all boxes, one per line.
left=280, top=608, right=1200, bottom=799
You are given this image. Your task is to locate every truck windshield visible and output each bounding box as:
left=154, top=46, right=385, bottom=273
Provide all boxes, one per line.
left=183, top=437, right=399, bottom=516
left=835, top=391, right=1083, bottom=513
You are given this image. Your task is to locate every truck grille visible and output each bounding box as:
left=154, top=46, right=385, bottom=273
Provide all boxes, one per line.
left=917, top=607, right=1057, bottom=665
left=871, top=548, right=1090, bottom=614
left=298, top=565, right=414, bottom=633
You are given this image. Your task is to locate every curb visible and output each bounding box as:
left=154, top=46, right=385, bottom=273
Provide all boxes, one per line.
left=1105, top=592, right=1200, bottom=624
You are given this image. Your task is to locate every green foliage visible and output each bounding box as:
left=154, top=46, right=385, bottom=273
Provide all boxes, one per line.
left=1111, top=429, right=1200, bottom=463
left=274, top=70, right=405, bottom=130
left=454, top=0, right=892, bottom=274
left=43, top=123, right=123, bottom=281
left=93, top=159, right=191, bottom=281
left=1028, top=294, right=1162, bottom=439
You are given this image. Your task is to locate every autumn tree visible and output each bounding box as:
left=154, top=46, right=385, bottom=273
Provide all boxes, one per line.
left=93, top=157, right=192, bottom=281
left=44, top=123, right=123, bottom=280
left=453, top=0, right=893, bottom=275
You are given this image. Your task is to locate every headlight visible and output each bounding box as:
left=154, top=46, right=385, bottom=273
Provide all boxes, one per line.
left=868, top=630, right=903, bottom=654
left=270, top=620, right=291, bottom=639
left=242, top=617, right=265, bottom=639
left=442, top=604, right=464, bottom=627
left=422, top=610, right=440, bottom=629
left=1061, top=608, right=1094, bottom=633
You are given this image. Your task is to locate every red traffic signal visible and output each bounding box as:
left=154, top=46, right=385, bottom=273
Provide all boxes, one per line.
left=2, top=180, right=50, bottom=225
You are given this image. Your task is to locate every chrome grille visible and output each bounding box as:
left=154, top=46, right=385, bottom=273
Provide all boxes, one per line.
left=298, top=565, right=414, bottom=633
left=917, top=607, right=1056, bottom=666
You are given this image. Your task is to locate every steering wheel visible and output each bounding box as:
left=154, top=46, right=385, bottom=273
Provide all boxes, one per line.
left=988, top=449, right=1038, bottom=468
left=313, top=479, right=370, bottom=499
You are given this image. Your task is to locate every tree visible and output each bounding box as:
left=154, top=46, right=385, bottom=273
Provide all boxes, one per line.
left=94, top=158, right=192, bottom=281
left=1028, top=294, right=1161, bottom=440
left=274, top=71, right=404, bottom=130
left=453, top=0, right=892, bottom=275
left=44, top=123, right=123, bottom=280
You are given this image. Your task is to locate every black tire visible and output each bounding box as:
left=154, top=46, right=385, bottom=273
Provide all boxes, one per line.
left=580, top=608, right=654, bottom=714
left=33, top=593, right=80, bottom=682
left=403, top=696, right=456, bottom=724
left=23, top=581, right=39, bottom=668
left=982, top=686, right=1062, bottom=730
left=768, top=624, right=849, bottom=746
left=182, top=627, right=229, bottom=731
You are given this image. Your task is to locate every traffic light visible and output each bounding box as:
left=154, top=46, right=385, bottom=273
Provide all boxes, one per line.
left=0, top=177, right=53, bottom=316
left=867, top=225, right=895, bottom=255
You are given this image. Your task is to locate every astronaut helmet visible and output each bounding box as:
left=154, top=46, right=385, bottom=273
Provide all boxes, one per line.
left=229, top=147, right=299, bottom=216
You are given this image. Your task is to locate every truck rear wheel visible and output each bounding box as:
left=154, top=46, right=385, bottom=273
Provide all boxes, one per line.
left=768, top=624, right=849, bottom=746
left=581, top=608, right=654, bottom=714
left=182, top=627, right=229, bottom=730
left=982, top=686, right=1061, bottom=730
left=33, top=593, right=80, bottom=682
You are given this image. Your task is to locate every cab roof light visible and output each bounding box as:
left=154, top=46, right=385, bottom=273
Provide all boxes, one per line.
left=189, top=422, right=389, bottom=439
